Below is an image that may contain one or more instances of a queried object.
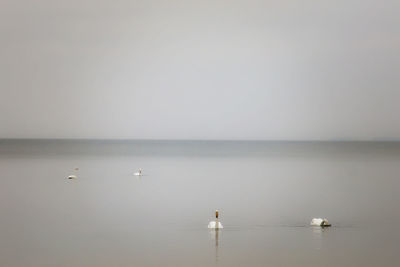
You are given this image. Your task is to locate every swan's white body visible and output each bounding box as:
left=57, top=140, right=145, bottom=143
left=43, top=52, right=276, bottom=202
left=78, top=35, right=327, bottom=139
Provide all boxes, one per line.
left=311, top=218, right=331, bottom=227
left=67, top=167, right=79, bottom=180
left=134, top=169, right=143, bottom=176
left=208, top=221, right=223, bottom=229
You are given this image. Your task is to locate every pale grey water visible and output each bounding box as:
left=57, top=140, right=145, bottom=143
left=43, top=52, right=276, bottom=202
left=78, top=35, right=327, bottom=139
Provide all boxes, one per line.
left=1, top=140, right=400, bottom=266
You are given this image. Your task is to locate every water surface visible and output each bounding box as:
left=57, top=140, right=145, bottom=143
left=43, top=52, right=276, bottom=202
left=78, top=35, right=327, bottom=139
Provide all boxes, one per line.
left=1, top=140, right=400, bottom=266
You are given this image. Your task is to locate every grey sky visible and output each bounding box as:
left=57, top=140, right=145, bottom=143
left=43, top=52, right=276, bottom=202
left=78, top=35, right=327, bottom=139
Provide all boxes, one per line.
left=0, top=0, right=399, bottom=140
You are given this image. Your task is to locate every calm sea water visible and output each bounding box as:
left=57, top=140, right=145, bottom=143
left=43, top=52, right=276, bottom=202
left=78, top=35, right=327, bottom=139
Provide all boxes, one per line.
left=1, top=140, right=400, bottom=266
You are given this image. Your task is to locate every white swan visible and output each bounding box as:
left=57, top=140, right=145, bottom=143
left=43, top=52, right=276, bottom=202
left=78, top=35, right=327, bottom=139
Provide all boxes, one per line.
left=67, top=167, right=79, bottom=180
left=208, top=221, right=224, bottom=229
left=208, top=210, right=223, bottom=229
left=134, top=168, right=143, bottom=176
left=310, top=218, right=331, bottom=227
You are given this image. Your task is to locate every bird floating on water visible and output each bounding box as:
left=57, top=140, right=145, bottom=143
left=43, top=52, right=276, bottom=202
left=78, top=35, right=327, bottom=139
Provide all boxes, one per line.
left=311, top=218, right=331, bottom=227
left=67, top=167, right=79, bottom=180
left=134, top=168, right=143, bottom=176
left=208, top=210, right=223, bottom=229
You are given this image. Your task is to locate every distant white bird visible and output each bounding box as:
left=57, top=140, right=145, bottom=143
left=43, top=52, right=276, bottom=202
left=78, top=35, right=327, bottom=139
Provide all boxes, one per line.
left=311, top=218, right=331, bottom=227
left=208, top=210, right=223, bottom=229
left=68, top=167, right=79, bottom=180
left=134, top=168, right=143, bottom=176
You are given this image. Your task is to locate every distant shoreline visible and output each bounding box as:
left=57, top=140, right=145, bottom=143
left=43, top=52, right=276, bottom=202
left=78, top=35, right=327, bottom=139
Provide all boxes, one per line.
left=1, top=139, right=400, bottom=143
left=1, top=139, right=400, bottom=158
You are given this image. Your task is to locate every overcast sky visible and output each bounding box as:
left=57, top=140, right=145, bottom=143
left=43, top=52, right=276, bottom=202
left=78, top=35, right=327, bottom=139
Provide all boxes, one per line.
left=0, top=0, right=399, bottom=140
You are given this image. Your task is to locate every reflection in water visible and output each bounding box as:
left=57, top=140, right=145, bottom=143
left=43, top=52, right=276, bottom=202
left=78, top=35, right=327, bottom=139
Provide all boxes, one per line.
left=210, top=229, right=220, bottom=263
left=312, top=226, right=330, bottom=250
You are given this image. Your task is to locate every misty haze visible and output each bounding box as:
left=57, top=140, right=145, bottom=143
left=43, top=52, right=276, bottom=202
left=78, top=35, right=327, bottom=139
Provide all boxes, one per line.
left=1, top=0, right=400, bottom=266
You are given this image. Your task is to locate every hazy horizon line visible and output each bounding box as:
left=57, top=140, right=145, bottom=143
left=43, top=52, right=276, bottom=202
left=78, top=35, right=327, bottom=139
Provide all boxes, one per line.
left=1, top=138, right=400, bottom=143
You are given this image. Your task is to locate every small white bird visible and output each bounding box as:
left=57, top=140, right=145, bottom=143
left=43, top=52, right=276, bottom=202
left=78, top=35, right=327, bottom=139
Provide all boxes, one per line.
left=311, top=218, right=331, bottom=227
left=67, top=167, right=79, bottom=180
left=134, top=168, right=143, bottom=176
left=208, top=210, right=223, bottom=229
